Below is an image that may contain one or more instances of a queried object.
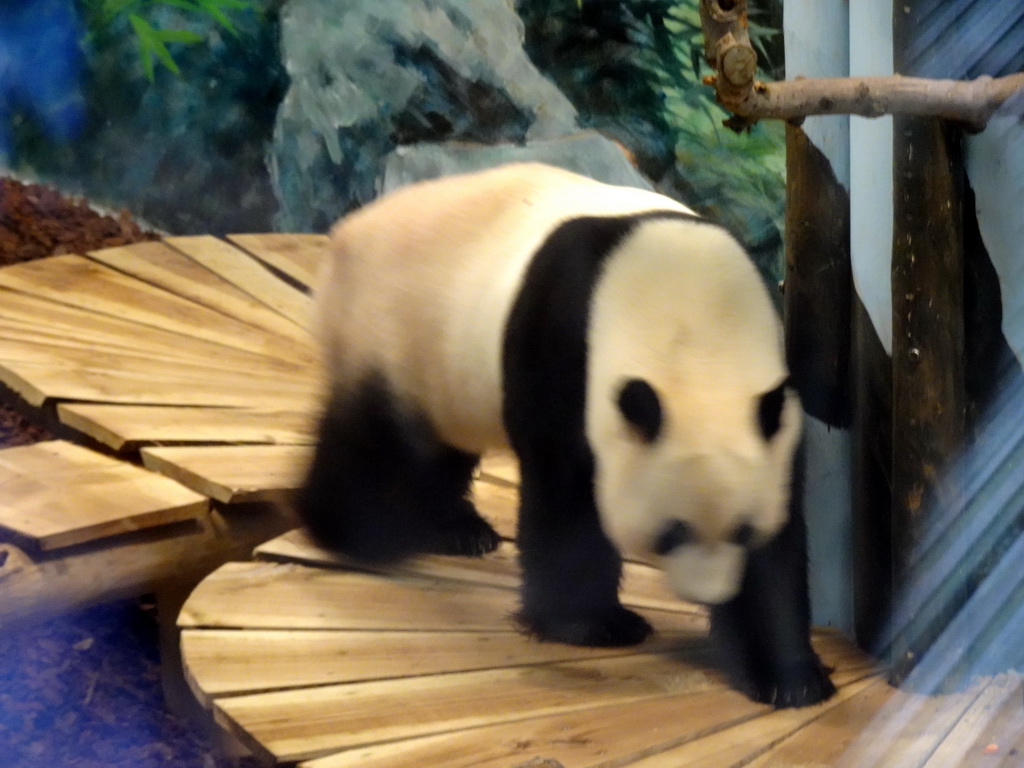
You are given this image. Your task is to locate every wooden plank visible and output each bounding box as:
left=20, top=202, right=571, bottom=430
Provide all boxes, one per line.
left=57, top=404, right=315, bottom=453
left=216, top=653, right=722, bottom=764
left=298, top=687, right=761, bottom=768
left=923, top=674, right=1022, bottom=768
left=180, top=628, right=689, bottom=703
left=227, top=233, right=329, bottom=289
left=622, top=674, right=886, bottom=768
left=0, top=289, right=311, bottom=377
left=737, top=679, right=897, bottom=768
left=253, top=527, right=363, bottom=565
left=0, top=440, right=208, bottom=551
left=0, top=359, right=315, bottom=410
left=477, top=451, right=519, bottom=486
left=0, top=254, right=304, bottom=363
left=1, top=505, right=292, bottom=629
left=620, top=559, right=703, bottom=613
left=808, top=630, right=880, bottom=677
left=471, top=476, right=518, bottom=541
left=178, top=561, right=520, bottom=631
left=253, top=531, right=524, bottom=589
left=88, top=241, right=311, bottom=345
left=254, top=528, right=704, bottom=616
left=0, top=336, right=315, bottom=397
left=141, top=445, right=311, bottom=504
left=0, top=315, right=302, bottom=378
left=249, top=475, right=517, bottom=565
left=753, top=676, right=987, bottom=768
left=166, top=235, right=315, bottom=330
left=302, top=664, right=876, bottom=768
left=177, top=560, right=700, bottom=635
left=470, top=472, right=654, bottom=568
left=942, top=672, right=1024, bottom=767
left=250, top=474, right=520, bottom=547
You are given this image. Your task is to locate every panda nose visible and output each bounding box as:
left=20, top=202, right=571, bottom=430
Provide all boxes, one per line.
left=729, top=522, right=757, bottom=547
left=652, top=520, right=694, bottom=556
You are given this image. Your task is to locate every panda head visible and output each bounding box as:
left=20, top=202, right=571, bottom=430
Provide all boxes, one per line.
left=585, top=217, right=802, bottom=605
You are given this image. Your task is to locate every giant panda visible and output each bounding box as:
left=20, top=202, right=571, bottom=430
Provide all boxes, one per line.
left=298, top=162, right=836, bottom=708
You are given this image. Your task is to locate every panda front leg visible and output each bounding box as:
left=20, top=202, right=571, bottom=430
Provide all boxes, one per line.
left=514, top=457, right=652, bottom=647
left=297, top=374, right=500, bottom=563
left=708, top=477, right=836, bottom=708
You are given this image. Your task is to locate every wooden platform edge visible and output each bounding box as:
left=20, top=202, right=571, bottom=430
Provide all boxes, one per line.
left=0, top=504, right=294, bottom=630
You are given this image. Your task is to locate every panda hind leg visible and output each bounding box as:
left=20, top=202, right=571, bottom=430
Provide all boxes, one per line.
left=296, top=374, right=499, bottom=564
left=425, top=447, right=502, bottom=558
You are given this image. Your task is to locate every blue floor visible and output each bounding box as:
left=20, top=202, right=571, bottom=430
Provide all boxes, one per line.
left=0, top=599, right=219, bottom=768
left=0, top=406, right=227, bottom=767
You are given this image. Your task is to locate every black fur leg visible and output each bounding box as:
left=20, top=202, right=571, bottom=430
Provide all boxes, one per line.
left=709, top=450, right=836, bottom=708
left=514, top=461, right=651, bottom=648
left=424, top=442, right=500, bottom=557
left=499, top=214, right=656, bottom=648
left=430, top=499, right=502, bottom=556
left=711, top=594, right=835, bottom=708
left=518, top=602, right=652, bottom=648
left=297, top=374, right=494, bottom=564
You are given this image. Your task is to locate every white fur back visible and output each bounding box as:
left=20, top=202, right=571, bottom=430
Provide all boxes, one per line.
left=318, top=163, right=693, bottom=453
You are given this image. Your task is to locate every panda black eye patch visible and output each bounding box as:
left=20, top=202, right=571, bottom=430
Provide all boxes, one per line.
left=617, top=378, right=662, bottom=443
left=757, top=379, right=788, bottom=440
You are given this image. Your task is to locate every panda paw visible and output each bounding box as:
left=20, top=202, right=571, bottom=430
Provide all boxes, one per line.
left=741, top=658, right=837, bottom=709
left=517, top=605, right=653, bottom=648
left=430, top=510, right=501, bottom=557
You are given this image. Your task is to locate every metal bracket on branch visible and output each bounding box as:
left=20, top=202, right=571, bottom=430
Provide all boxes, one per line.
left=697, top=0, right=1024, bottom=132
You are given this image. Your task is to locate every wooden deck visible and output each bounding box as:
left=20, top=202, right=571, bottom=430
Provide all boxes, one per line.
left=0, top=234, right=326, bottom=624
left=2, top=236, right=1022, bottom=765
left=179, top=495, right=1024, bottom=767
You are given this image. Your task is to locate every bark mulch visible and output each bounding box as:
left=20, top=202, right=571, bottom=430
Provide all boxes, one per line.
left=0, top=178, right=234, bottom=767
left=0, top=177, right=160, bottom=267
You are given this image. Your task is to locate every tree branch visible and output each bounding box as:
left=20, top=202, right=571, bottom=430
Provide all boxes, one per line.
left=717, top=73, right=1024, bottom=131
left=698, top=0, right=1024, bottom=132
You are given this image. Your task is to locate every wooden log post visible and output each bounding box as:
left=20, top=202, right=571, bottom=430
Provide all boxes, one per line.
left=783, top=124, right=852, bottom=428
left=851, top=298, right=894, bottom=652
left=888, top=0, right=967, bottom=683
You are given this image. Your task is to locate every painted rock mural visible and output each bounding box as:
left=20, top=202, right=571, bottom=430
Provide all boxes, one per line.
left=1, top=0, right=787, bottom=282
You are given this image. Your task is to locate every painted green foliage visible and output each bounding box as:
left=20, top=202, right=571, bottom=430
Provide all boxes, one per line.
left=656, top=2, right=786, bottom=249
left=520, top=0, right=787, bottom=281
left=80, top=0, right=252, bottom=80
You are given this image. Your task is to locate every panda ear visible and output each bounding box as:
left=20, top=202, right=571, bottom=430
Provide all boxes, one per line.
left=617, top=378, right=662, bottom=443
left=757, top=378, right=789, bottom=441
